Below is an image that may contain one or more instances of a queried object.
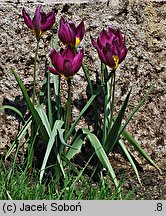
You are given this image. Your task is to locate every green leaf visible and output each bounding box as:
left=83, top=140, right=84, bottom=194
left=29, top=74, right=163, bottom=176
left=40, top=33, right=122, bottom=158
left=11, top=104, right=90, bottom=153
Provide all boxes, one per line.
left=36, top=105, right=51, bottom=136
left=66, top=133, right=84, bottom=160
left=0, top=105, right=24, bottom=121
left=64, top=79, right=72, bottom=134
left=5, top=117, right=32, bottom=160
left=53, top=75, right=62, bottom=120
left=57, top=129, right=78, bottom=150
left=39, top=120, right=64, bottom=182
left=69, top=152, right=95, bottom=199
left=102, top=71, right=113, bottom=144
left=82, top=128, right=120, bottom=190
left=61, top=154, right=89, bottom=188
left=118, top=139, right=142, bottom=184
left=47, top=71, right=53, bottom=128
left=51, top=28, right=59, bottom=50
left=81, top=62, right=93, bottom=95
left=50, top=33, right=62, bottom=121
left=122, top=130, right=161, bottom=174
left=65, top=94, right=96, bottom=141
left=25, top=126, right=40, bottom=171
left=56, top=152, right=65, bottom=178
left=104, top=89, right=131, bottom=154
left=11, top=68, right=49, bottom=145
left=38, top=70, right=48, bottom=106
left=75, top=47, right=93, bottom=96
left=119, top=81, right=157, bottom=136
left=50, top=35, right=62, bottom=121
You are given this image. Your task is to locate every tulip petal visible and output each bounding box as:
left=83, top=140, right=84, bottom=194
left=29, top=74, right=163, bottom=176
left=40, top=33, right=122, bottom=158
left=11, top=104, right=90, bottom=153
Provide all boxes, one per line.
left=63, top=60, right=74, bottom=77
left=75, top=20, right=85, bottom=41
left=41, top=12, right=55, bottom=31
left=112, top=42, right=120, bottom=57
left=33, top=5, right=41, bottom=29
left=91, top=36, right=107, bottom=64
left=50, top=48, right=64, bottom=73
left=22, top=8, right=33, bottom=30
left=62, top=47, right=75, bottom=61
left=97, top=29, right=110, bottom=47
left=103, top=44, right=116, bottom=67
left=32, top=5, right=42, bottom=39
left=56, top=53, right=64, bottom=73
left=105, top=55, right=116, bottom=68
left=40, top=11, right=47, bottom=23
left=58, top=17, right=75, bottom=45
left=68, top=19, right=85, bottom=43
left=72, top=49, right=84, bottom=73
left=23, top=5, right=56, bottom=41
left=91, top=36, right=99, bottom=49
left=68, top=20, right=76, bottom=32
left=49, top=48, right=57, bottom=65
left=119, top=47, right=128, bottom=63
left=91, top=25, right=127, bottom=68
left=48, top=66, right=59, bottom=75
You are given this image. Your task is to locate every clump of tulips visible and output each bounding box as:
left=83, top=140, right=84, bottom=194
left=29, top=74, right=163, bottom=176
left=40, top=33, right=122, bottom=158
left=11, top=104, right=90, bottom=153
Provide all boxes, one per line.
left=2, top=5, right=161, bottom=194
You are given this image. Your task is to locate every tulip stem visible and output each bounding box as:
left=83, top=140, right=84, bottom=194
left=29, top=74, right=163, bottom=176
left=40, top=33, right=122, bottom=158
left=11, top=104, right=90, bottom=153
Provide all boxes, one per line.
left=102, top=63, right=116, bottom=144
left=74, top=47, right=93, bottom=95
left=74, top=46, right=100, bottom=134
left=65, top=79, right=72, bottom=137
left=110, top=70, right=116, bottom=128
left=29, top=40, right=40, bottom=174
left=102, top=63, right=109, bottom=143
left=33, top=40, right=40, bottom=105
left=81, top=62, right=93, bottom=95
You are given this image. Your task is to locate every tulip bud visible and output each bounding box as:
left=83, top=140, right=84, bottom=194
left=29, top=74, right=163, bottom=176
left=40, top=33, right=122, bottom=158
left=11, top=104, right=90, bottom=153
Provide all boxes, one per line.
left=22, top=5, right=56, bottom=41
left=91, top=26, right=127, bottom=69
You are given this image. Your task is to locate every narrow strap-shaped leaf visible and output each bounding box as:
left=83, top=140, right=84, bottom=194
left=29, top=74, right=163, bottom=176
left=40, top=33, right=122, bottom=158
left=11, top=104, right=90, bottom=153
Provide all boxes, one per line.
left=56, top=153, right=66, bottom=178
left=51, top=24, right=59, bottom=50
left=74, top=46, right=93, bottom=95
left=118, top=139, right=142, bottom=184
left=61, top=154, right=89, bottom=188
left=5, top=117, right=32, bottom=160
left=38, top=69, right=48, bottom=106
left=102, top=67, right=112, bottom=144
left=0, top=105, right=24, bottom=121
left=39, top=120, right=64, bottom=182
left=65, top=94, right=96, bottom=141
left=66, top=133, right=85, bottom=160
left=25, top=126, right=40, bottom=171
left=36, top=105, right=51, bottom=136
left=53, top=75, right=62, bottom=120
left=119, top=81, right=157, bottom=136
left=82, top=128, right=120, bottom=191
left=51, top=32, right=62, bottom=120
left=69, top=152, right=95, bottom=199
left=11, top=68, right=49, bottom=145
left=47, top=71, right=53, bottom=129
left=64, top=79, right=72, bottom=135
left=122, top=130, right=161, bottom=174
left=57, top=129, right=78, bottom=150
left=104, top=89, right=131, bottom=154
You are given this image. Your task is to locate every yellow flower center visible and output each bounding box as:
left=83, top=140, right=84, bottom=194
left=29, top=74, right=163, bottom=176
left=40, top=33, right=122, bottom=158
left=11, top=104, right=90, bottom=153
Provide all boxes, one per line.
left=32, top=30, right=45, bottom=40
left=113, top=56, right=119, bottom=70
left=75, top=37, right=80, bottom=46
left=67, top=37, right=81, bottom=47
left=38, top=30, right=45, bottom=38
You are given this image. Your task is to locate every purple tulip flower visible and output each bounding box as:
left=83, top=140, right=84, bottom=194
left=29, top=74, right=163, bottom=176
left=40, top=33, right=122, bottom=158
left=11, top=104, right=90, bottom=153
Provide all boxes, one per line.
left=22, top=5, right=56, bottom=41
left=49, top=47, right=84, bottom=79
left=91, top=26, right=127, bottom=69
left=58, top=17, right=85, bottom=47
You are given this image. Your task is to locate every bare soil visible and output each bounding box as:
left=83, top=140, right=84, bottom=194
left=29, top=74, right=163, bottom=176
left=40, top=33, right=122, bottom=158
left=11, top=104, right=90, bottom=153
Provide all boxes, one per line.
left=0, top=0, right=165, bottom=199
